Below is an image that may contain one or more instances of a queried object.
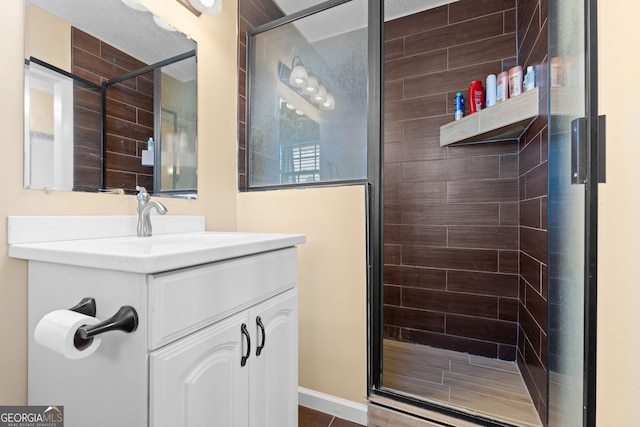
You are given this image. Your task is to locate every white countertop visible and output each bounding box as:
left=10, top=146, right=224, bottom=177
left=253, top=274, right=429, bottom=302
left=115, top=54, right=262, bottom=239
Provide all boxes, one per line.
left=9, top=231, right=306, bottom=274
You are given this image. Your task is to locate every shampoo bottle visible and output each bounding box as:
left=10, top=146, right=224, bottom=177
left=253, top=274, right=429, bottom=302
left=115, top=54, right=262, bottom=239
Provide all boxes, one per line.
left=468, top=80, right=484, bottom=114
left=508, top=65, right=523, bottom=97
left=496, top=72, right=509, bottom=103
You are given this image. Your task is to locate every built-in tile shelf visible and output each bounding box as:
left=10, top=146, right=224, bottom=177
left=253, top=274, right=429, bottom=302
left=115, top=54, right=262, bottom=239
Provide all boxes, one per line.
left=550, top=86, right=583, bottom=116
left=440, top=87, right=539, bottom=146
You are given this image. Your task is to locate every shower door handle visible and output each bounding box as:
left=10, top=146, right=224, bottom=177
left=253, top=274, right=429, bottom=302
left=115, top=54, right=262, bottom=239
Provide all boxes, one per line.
left=571, top=117, right=587, bottom=184
left=571, top=115, right=606, bottom=185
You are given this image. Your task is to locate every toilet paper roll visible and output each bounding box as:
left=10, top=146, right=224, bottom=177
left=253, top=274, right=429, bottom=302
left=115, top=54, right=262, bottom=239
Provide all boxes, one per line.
left=34, top=310, right=103, bottom=360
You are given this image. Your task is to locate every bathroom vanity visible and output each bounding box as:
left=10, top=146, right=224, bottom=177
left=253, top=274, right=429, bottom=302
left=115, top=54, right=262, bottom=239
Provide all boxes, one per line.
left=8, top=216, right=305, bottom=427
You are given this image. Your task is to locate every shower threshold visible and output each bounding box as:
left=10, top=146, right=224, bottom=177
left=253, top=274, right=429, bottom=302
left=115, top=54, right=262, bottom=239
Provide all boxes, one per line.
left=382, top=339, right=543, bottom=427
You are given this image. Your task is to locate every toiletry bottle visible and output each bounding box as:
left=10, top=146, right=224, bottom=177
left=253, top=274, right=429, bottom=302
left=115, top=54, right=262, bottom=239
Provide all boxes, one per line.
left=524, top=66, right=535, bottom=91
left=147, top=137, right=154, bottom=152
left=508, top=65, right=523, bottom=97
left=496, top=72, right=509, bottom=103
left=468, top=80, right=484, bottom=114
left=485, top=74, right=497, bottom=107
left=454, top=92, right=464, bottom=120
left=550, top=57, right=563, bottom=87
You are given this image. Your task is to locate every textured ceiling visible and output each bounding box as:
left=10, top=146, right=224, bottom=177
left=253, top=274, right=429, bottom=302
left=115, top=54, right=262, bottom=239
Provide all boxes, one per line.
left=272, top=0, right=460, bottom=43
left=26, top=0, right=459, bottom=80
left=25, top=0, right=196, bottom=81
left=274, top=0, right=460, bottom=21
left=384, top=0, right=460, bottom=21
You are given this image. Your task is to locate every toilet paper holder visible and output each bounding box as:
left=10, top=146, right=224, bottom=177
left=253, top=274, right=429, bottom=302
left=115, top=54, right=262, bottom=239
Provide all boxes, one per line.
left=69, top=297, right=97, bottom=317
left=69, top=297, right=139, bottom=340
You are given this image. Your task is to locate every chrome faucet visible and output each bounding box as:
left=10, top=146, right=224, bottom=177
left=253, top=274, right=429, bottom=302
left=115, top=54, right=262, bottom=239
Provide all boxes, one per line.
left=136, top=186, right=167, bottom=237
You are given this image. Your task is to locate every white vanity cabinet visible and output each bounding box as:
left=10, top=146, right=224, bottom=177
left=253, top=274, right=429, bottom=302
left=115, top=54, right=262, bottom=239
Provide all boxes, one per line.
left=149, top=250, right=298, bottom=427
left=12, top=227, right=304, bottom=427
left=150, top=289, right=297, bottom=427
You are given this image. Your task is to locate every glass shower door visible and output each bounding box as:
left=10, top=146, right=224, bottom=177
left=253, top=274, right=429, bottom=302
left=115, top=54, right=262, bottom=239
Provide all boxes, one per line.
left=548, top=0, right=598, bottom=425
left=373, top=0, right=599, bottom=424
left=154, top=57, right=198, bottom=196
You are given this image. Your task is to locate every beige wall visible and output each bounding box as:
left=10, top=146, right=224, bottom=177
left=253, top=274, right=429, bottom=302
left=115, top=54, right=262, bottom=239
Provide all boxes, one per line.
left=597, top=0, right=640, bottom=424
left=3, top=0, right=637, bottom=422
left=2, top=0, right=368, bottom=408
left=237, top=186, right=368, bottom=404
left=0, top=0, right=238, bottom=403
left=25, top=5, right=71, bottom=71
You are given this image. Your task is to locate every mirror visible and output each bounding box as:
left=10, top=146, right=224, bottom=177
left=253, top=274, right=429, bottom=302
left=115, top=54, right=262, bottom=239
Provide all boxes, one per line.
left=24, top=0, right=198, bottom=197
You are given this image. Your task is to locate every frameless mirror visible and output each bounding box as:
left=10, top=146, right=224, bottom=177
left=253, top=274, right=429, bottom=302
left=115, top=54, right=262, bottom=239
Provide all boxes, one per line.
left=24, top=0, right=198, bottom=197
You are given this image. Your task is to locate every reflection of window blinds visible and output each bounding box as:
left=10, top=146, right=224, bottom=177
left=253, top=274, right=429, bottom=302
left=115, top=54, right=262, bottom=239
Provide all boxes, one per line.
left=30, top=131, right=54, bottom=142
left=281, top=141, right=320, bottom=183
left=29, top=131, right=55, bottom=189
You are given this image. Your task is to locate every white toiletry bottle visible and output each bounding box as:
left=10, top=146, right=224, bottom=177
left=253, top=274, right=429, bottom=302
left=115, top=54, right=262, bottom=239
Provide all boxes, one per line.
left=524, top=66, right=535, bottom=91
left=147, top=137, right=154, bottom=152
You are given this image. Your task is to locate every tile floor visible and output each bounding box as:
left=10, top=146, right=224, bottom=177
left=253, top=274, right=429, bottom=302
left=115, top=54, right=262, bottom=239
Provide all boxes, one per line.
left=300, top=340, right=544, bottom=426
left=382, top=339, right=542, bottom=426
left=298, top=406, right=362, bottom=427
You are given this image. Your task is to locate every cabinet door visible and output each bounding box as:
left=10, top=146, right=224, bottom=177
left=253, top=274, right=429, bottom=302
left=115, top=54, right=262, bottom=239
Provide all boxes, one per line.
left=150, top=312, right=250, bottom=427
left=248, top=289, right=298, bottom=427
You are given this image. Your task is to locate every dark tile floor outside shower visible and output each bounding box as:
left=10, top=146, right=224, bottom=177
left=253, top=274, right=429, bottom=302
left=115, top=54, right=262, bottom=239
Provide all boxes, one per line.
left=298, top=406, right=361, bottom=427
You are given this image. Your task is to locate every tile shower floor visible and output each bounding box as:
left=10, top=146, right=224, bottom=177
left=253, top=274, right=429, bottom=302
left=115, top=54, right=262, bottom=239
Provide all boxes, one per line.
left=382, top=339, right=543, bottom=427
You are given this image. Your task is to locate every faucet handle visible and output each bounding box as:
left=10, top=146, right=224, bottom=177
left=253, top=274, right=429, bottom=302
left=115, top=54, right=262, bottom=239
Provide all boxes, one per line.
left=136, top=186, right=149, bottom=202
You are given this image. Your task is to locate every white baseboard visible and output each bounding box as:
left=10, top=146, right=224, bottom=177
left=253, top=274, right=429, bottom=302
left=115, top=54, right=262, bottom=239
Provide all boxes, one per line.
left=298, top=387, right=368, bottom=426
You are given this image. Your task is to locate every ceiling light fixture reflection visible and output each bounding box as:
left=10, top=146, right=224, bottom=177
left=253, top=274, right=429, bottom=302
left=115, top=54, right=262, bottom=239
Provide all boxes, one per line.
left=288, top=57, right=308, bottom=88
left=121, top=0, right=148, bottom=12
left=153, top=15, right=178, bottom=32
left=188, top=0, right=222, bottom=15
left=320, top=93, right=335, bottom=111
left=313, top=85, right=327, bottom=103
left=305, top=75, right=319, bottom=95
left=281, top=56, right=337, bottom=111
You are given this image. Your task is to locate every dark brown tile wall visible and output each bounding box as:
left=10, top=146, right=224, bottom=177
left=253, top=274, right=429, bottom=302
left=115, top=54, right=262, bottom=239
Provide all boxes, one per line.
left=517, top=0, right=548, bottom=423
left=72, top=28, right=154, bottom=193
left=237, top=0, right=284, bottom=190
left=383, top=0, right=520, bottom=361
left=72, top=81, right=102, bottom=191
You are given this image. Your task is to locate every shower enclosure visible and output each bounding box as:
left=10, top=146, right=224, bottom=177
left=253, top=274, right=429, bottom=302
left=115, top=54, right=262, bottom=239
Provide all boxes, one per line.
left=239, top=0, right=599, bottom=424
left=373, top=0, right=599, bottom=425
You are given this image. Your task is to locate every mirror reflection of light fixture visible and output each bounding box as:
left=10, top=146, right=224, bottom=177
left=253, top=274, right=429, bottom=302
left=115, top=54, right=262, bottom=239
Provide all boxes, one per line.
left=305, top=75, right=319, bottom=95
left=282, top=56, right=337, bottom=111
left=187, top=0, right=222, bottom=15
left=313, top=85, right=327, bottom=103
left=320, top=93, right=335, bottom=111
left=289, top=57, right=308, bottom=88
left=153, top=15, right=178, bottom=32
left=121, top=0, right=148, bottom=12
